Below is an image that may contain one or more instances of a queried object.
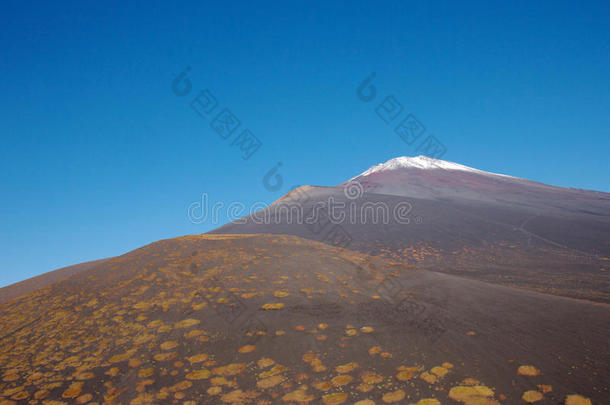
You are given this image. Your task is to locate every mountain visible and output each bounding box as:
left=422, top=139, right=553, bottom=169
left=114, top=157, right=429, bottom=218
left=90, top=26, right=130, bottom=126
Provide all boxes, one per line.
left=212, top=157, right=610, bottom=302
left=0, top=235, right=606, bottom=404
left=0, top=157, right=608, bottom=404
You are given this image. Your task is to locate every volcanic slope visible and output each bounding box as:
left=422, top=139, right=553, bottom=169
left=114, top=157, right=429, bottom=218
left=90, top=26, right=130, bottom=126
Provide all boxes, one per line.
left=212, top=171, right=610, bottom=303
left=0, top=234, right=607, bottom=404
left=0, top=259, right=110, bottom=305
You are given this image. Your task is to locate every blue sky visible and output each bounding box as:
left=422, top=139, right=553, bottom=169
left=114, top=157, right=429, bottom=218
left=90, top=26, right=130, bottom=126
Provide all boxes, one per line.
left=1, top=0, right=609, bottom=287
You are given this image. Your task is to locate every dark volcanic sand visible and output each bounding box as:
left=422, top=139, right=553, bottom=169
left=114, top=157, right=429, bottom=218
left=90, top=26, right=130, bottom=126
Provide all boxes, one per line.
left=0, top=235, right=606, bottom=404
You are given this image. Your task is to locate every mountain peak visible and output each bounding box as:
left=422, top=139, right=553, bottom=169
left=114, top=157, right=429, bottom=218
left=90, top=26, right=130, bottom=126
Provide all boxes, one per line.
left=351, top=156, right=515, bottom=180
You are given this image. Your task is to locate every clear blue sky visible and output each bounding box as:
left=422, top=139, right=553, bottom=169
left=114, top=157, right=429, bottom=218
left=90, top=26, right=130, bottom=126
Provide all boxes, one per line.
left=1, top=1, right=609, bottom=287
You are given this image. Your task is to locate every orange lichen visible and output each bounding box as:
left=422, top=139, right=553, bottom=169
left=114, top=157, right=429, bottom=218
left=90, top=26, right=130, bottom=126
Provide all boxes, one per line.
left=160, top=341, right=178, bottom=350
left=261, top=303, right=284, bottom=310
left=517, top=365, right=540, bottom=376
left=174, top=318, right=200, bottom=328
left=257, top=375, right=285, bottom=389
left=565, top=395, right=592, bottom=405
left=238, top=345, right=256, bottom=354
left=335, top=362, right=358, bottom=373
left=323, top=392, right=348, bottom=404
left=62, top=382, right=83, bottom=398
left=448, top=385, right=499, bottom=405
left=186, top=369, right=211, bottom=380
left=537, top=384, right=552, bottom=393
left=213, top=363, right=247, bottom=376
left=382, top=389, right=406, bottom=403
left=187, top=353, right=209, bottom=364
left=314, top=381, right=332, bottom=391
left=331, top=374, right=353, bottom=387
left=522, top=390, right=543, bottom=403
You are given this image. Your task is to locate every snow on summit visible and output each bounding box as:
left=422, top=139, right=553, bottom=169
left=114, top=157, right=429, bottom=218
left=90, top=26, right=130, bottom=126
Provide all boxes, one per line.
left=352, top=156, right=516, bottom=180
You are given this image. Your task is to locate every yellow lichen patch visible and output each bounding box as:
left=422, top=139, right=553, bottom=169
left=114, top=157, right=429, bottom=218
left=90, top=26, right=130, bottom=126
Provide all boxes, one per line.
left=160, top=341, right=179, bottom=350
left=262, top=303, right=284, bottom=310
left=108, top=351, right=134, bottom=363
left=461, top=378, right=480, bottom=386
left=448, top=385, right=498, bottom=405
left=76, top=393, right=93, bottom=404
left=273, top=291, right=289, bottom=297
left=131, top=393, right=156, bottom=404
left=361, top=371, right=384, bottom=384
left=214, top=363, right=247, bottom=376
left=419, top=372, right=437, bottom=384
left=10, top=391, right=28, bottom=400
left=259, top=365, right=286, bottom=378
left=355, top=400, right=375, bottom=405
left=2, top=373, right=19, bottom=382
left=238, top=345, right=256, bottom=354
left=466, top=331, right=476, bottom=336
left=221, top=389, right=258, bottom=403
left=184, top=329, right=205, bottom=339
left=129, top=358, right=142, bottom=368
left=174, top=318, right=200, bottom=328
left=522, top=390, right=544, bottom=403
left=210, top=377, right=237, bottom=387
left=360, top=326, right=374, bottom=333
left=169, top=381, right=193, bottom=392
left=565, top=395, right=592, bottom=405
left=192, top=302, right=207, bottom=310
left=187, top=353, right=209, bottom=364
left=314, top=381, right=332, bottom=391
left=345, top=328, right=357, bottom=336
left=318, top=323, right=328, bottom=330
left=323, top=392, right=348, bottom=404
left=430, top=366, right=449, bottom=378
left=517, top=365, right=540, bottom=376
left=537, top=385, right=552, bottom=393
left=257, top=375, right=285, bottom=389
left=302, top=352, right=318, bottom=363
left=282, top=388, right=315, bottom=402
left=62, top=382, right=84, bottom=398
left=368, top=346, right=382, bottom=355
left=105, top=367, right=120, bottom=377
left=241, top=292, right=257, bottom=299
left=186, top=369, right=211, bottom=380
left=153, top=352, right=177, bottom=362
left=257, top=358, right=275, bottom=369
left=335, top=362, right=358, bottom=373
left=208, top=386, right=222, bottom=395
left=138, top=367, right=154, bottom=378
left=73, top=372, right=94, bottom=382
left=382, top=389, right=406, bottom=403
left=410, top=399, right=440, bottom=405
left=396, top=367, right=420, bottom=381
left=147, top=319, right=164, bottom=328
left=34, top=390, right=50, bottom=400
left=331, top=374, right=353, bottom=387
left=357, top=383, right=374, bottom=392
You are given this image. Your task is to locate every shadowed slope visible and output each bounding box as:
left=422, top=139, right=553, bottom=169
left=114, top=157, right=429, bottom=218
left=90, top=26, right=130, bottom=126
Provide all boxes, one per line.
left=0, top=258, right=111, bottom=304
left=0, top=234, right=606, bottom=404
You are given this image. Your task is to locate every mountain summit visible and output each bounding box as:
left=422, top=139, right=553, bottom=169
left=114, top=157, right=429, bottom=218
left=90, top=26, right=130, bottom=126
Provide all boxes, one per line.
left=350, top=155, right=515, bottom=179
